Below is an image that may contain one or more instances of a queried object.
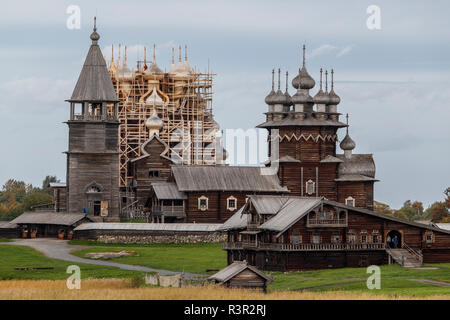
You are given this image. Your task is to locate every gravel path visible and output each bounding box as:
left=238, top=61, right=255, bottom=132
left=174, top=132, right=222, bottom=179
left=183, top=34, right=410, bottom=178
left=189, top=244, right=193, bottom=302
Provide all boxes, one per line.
left=408, top=278, right=450, bottom=287
left=4, top=239, right=203, bottom=278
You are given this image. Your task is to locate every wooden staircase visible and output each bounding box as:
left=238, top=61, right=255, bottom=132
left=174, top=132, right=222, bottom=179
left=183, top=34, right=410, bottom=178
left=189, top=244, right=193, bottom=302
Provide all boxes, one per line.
left=386, top=244, right=423, bottom=268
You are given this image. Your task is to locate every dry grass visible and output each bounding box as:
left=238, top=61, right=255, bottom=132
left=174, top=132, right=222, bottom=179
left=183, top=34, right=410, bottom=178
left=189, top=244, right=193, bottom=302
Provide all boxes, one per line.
left=0, top=279, right=449, bottom=300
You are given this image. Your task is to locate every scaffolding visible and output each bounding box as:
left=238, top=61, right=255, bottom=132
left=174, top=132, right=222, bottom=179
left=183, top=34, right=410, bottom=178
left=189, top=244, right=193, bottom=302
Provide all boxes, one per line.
left=107, top=46, right=221, bottom=189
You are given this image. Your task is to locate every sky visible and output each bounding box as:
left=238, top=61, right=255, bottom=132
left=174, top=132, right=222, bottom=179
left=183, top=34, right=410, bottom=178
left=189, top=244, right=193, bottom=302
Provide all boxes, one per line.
left=0, top=0, right=449, bottom=209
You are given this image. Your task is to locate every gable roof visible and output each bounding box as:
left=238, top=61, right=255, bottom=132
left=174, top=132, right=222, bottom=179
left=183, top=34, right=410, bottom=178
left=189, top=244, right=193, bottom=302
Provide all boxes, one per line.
left=151, top=182, right=187, bottom=200
left=10, top=212, right=90, bottom=226
left=258, top=197, right=322, bottom=236
left=219, top=206, right=247, bottom=231
left=69, top=32, right=117, bottom=102
left=222, top=195, right=450, bottom=237
left=323, top=199, right=450, bottom=235
left=171, top=166, right=288, bottom=192
left=208, top=261, right=272, bottom=283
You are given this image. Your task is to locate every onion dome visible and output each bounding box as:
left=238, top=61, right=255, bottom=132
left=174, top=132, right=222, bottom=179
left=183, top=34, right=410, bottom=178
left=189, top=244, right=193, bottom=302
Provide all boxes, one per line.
left=171, top=45, right=190, bottom=76
left=314, top=68, right=330, bottom=104
left=340, top=133, right=356, bottom=151
left=292, top=45, right=315, bottom=90
left=90, top=17, right=100, bottom=43
left=118, top=46, right=133, bottom=78
left=147, top=44, right=163, bottom=73
left=291, top=91, right=313, bottom=105
left=272, top=69, right=289, bottom=105
left=328, top=69, right=341, bottom=105
left=265, top=69, right=277, bottom=105
left=145, top=87, right=165, bottom=107
left=340, top=114, right=356, bottom=150
left=145, top=108, right=164, bottom=132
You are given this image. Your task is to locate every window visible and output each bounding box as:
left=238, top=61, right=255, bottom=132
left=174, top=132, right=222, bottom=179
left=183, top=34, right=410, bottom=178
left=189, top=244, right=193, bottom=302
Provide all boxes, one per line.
left=345, top=196, right=355, bottom=207
left=306, top=180, right=315, bottom=195
left=373, top=235, right=379, bottom=243
left=149, top=170, right=160, bottom=178
left=291, top=235, right=302, bottom=244
left=348, top=235, right=356, bottom=244
left=227, top=196, right=237, bottom=211
left=198, top=196, right=208, bottom=211
left=425, top=232, right=434, bottom=244
left=361, top=235, right=367, bottom=243
left=332, top=235, right=340, bottom=244
left=312, top=235, right=320, bottom=244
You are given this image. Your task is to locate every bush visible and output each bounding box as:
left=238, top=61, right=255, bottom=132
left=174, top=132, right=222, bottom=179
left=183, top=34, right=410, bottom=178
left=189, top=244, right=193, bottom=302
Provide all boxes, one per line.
left=129, top=274, right=146, bottom=288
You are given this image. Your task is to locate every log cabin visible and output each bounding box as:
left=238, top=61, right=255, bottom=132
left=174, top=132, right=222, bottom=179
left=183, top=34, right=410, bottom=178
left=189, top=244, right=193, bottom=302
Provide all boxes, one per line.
left=220, top=195, right=450, bottom=270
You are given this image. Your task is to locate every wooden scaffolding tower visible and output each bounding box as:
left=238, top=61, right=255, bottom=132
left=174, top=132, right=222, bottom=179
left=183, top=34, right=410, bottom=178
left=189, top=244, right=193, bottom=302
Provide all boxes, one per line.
left=107, top=45, right=221, bottom=189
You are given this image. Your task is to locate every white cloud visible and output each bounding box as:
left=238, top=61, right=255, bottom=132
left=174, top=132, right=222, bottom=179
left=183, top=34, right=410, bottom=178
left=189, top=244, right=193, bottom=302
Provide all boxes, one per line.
left=309, top=44, right=337, bottom=58
left=336, top=45, right=355, bottom=57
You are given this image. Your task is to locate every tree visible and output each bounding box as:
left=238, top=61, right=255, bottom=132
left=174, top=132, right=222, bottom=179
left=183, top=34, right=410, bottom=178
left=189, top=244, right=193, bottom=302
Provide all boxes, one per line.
left=425, top=202, right=449, bottom=223
left=392, top=209, right=408, bottom=220
left=373, top=201, right=393, bottom=215
left=41, top=176, right=60, bottom=195
left=22, top=192, right=53, bottom=211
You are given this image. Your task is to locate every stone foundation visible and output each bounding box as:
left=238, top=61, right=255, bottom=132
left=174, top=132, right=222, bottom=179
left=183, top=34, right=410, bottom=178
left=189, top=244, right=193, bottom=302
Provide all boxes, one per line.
left=88, top=233, right=226, bottom=244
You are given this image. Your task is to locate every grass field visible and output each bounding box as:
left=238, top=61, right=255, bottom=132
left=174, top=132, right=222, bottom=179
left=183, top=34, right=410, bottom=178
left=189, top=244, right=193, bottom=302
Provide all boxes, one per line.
left=0, top=238, right=12, bottom=242
left=0, top=244, right=140, bottom=280
left=1, top=279, right=448, bottom=300
left=68, top=241, right=450, bottom=297
left=70, top=242, right=227, bottom=274
left=1, top=241, right=450, bottom=298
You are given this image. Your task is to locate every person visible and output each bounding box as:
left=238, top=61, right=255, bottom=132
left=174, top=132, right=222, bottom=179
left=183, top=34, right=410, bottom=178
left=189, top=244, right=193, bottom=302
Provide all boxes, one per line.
left=386, top=234, right=391, bottom=248
left=393, top=235, right=398, bottom=248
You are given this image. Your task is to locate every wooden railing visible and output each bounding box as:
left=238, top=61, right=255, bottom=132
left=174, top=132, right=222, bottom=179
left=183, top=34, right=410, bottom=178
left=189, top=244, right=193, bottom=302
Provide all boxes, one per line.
left=152, top=205, right=185, bottom=214
left=307, top=218, right=347, bottom=227
left=403, top=243, right=423, bottom=264
left=223, top=242, right=386, bottom=251
left=73, top=114, right=116, bottom=121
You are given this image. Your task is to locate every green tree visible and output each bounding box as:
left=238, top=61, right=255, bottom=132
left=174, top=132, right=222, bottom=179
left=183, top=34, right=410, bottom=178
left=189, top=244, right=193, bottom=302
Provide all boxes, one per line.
left=41, top=176, right=60, bottom=195
left=22, top=192, right=53, bottom=211
left=392, top=209, right=408, bottom=220
left=425, top=202, right=449, bottom=223
left=373, top=201, right=393, bottom=215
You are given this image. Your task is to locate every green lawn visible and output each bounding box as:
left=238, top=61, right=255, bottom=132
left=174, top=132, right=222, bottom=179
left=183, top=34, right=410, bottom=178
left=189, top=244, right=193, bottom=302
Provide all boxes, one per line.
left=0, top=244, right=140, bottom=280
left=269, top=264, right=450, bottom=297
left=70, top=242, right=227, bottom=274
left=0, top=238, right=12, bottom=242
left=70, top=241, right=450, bottom=297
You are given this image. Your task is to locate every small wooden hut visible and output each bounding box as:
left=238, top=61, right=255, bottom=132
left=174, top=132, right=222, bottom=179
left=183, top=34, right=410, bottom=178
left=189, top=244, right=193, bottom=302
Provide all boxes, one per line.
left=208, top=261, right=272, bottom=293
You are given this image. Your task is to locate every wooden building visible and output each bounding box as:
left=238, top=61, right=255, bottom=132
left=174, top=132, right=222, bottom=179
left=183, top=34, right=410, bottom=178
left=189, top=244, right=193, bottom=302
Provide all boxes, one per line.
left=208, top=260, right=272, bottom=292
left=10, top=212, right=91, bottom=239
left=145, top=166, right=288, bottom=223
left=221, top=195, right=450, bottom=271
left=65, top=19, right=120, bottom=221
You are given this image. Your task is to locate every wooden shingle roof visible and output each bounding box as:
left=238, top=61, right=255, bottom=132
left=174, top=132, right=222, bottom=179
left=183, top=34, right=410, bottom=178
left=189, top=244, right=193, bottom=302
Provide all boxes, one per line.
left=68, top=29, right=117, bottom=103
left=208, top=261, right=272, bottom=283
left=171, top=166, right=288, bottom=193
left=10, top=212, right=89, bottom=226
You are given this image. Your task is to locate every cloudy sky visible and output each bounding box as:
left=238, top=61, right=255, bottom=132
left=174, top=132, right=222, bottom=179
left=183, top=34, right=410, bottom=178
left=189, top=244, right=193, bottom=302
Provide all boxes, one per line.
left=0, top=0, right=449, bottom=209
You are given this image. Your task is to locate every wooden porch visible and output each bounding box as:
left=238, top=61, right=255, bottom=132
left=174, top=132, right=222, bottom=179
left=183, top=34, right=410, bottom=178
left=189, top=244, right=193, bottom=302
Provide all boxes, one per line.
left=223, top=241, right=386, bottom=251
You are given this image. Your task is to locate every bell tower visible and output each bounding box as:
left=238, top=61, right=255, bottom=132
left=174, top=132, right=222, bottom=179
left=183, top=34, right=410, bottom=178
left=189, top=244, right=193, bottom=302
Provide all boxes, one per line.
left=65, top=18, right=120, bottom=221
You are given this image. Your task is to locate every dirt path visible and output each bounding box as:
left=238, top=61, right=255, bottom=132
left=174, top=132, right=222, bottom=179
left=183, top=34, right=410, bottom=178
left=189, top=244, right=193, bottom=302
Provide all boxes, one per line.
left=408, top=279, right=450, bottom=287
left=4, top=239, right=203, bottom=278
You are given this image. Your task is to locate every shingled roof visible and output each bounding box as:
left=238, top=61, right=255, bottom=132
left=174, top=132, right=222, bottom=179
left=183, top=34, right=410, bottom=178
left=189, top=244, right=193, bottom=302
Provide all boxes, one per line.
left=68, top=24, right=117, bottom=103
left=208, top=261, right=272, bottom=283
left=10, top=212, right=90, bottom=226
left=151, top=182, right=187, bottom=200
left=171, top=166, right=288, bottom=192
